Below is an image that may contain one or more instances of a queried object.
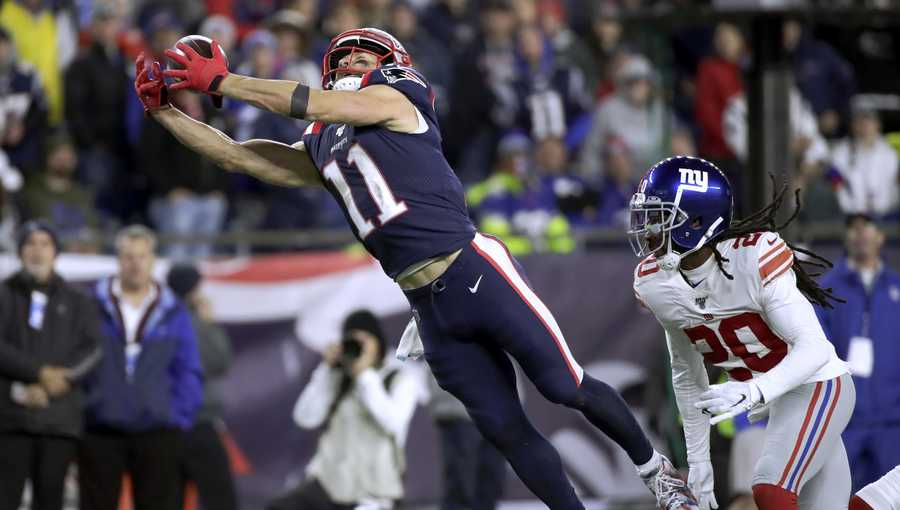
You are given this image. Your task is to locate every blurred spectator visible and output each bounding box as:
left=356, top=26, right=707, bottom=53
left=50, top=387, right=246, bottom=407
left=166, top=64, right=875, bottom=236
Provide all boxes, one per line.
left=420, top=0, right=478, bottom=55
left=140, top=15, right=228, bottom=260
left=388, top=1, right=453, bottom=119
left=63, top=2, right=131, bottom=221
left=266, top=10, right=319, bottom=87
left=428, top=371, right=507, bottom=510
left=0, top=0, right=66, bottom=125
left=312, top=2, right=363, bottom=62
left=586, top=2, right=628, bottom=99
left=79, top=225, right=202, bottom=510
left=467, top=133, right=575, bottom=255
left=0, top=26, right=48, bottom=174
left=828, top=104, right=899, bottom=217
left=167, top=264, right=238, bottom=510
left=724, top=86, right=829, bottom=171
left=21, top=130, right=99, bottom=252
left=537, top=0, right=596, bottom=93
left=695, top=22, right=745, bottom=206
left=578, top=54, right=665, bottom=180
left=199, top=14, right=238, bottom=56
left=592, top=136, right=638, bottom=227
left=817, top=215, right=900, bottom=491
left=446, top=0, right=521, bottom=183
left=268, top=310, right=429, bottom=510
left=784, top=20, right=856, bottom=138
left=695, top=23, right=744, bottom=163
left=727, top=415, right=767, bottom=510
left=0, top=221, right=101, bottom=510
left=359, top=0, right=391, bottom=29
left=514, top=24, right=592, bottom=142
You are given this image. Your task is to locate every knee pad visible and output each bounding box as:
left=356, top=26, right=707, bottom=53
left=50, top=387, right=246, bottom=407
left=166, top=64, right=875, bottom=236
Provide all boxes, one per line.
left=752, top=483, right=799, bottom=510
left=849, top=495, right=874, bottom=510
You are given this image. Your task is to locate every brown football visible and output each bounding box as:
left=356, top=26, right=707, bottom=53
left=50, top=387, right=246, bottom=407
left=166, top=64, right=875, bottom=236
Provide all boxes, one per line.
left=167, top=35, right=228, bottom=107
left=167, top=35, right=228, bottom=69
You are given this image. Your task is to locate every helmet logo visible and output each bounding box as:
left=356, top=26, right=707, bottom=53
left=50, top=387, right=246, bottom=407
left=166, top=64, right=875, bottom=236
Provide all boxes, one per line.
left=678, top=168, right=708, bottom=192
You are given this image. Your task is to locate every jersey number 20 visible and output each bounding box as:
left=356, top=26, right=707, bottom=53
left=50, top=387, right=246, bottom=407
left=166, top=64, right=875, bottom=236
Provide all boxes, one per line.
left=323, top=144, right=408, bottom=238
left=684, top=312, right=788, bottom=381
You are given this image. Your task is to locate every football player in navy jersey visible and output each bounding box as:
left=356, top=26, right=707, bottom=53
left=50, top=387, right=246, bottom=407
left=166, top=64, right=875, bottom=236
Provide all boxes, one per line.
left=134, top=28, right=699, bottom=509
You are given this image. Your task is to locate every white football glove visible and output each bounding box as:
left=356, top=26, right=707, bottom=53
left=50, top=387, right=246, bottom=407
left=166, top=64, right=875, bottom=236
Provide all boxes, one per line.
left=695, top=380, right=762, bottom=424
left=688, top=460, right=718, bottom=510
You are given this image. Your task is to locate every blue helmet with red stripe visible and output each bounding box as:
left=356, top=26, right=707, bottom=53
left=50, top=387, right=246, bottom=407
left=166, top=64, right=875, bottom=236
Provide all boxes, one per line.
left=628, top=156, right=733, bottom=269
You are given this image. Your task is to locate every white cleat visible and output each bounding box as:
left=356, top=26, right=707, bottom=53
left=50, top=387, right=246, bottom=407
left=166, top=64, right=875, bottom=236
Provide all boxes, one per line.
left=640, top=456, right=700, bottom=510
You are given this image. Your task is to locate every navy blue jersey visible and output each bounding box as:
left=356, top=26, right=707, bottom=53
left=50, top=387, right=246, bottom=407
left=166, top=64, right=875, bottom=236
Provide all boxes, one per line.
left=301, top=65, right=476, bottom=278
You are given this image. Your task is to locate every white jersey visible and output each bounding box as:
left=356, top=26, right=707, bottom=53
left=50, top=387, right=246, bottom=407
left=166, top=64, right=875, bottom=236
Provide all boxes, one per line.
left=634, top=231, right=847, bottom=403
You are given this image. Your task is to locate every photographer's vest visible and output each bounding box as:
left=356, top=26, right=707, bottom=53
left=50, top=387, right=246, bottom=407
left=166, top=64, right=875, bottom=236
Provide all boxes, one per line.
left=306, top=370, right=404, bottom=504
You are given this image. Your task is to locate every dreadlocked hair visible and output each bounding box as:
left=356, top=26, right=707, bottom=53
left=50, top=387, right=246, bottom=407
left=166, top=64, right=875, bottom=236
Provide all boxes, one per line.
left=708, top=177, right=844, bottom=309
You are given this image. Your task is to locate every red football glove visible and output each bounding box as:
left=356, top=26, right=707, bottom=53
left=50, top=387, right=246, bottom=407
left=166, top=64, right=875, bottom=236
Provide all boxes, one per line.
left=134, top=53, right=170, bottom=115
left=163, top=40, right=229, bottom=95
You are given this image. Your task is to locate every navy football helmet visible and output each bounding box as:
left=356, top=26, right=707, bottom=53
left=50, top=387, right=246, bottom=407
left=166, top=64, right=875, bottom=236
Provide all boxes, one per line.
left=628, top=156, right=733, bottom=270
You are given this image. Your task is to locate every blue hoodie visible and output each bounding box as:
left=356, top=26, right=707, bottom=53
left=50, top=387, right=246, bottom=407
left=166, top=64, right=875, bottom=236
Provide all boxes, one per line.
left=816, top=259, right=900, bottom=426
left=84, top=277, right=202, bottom=431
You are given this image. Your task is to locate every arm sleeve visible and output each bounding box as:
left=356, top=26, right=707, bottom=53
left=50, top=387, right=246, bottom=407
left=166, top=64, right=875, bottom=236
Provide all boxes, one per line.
left=66, top=294, right=103, bottom=382
left=754, top=269, right=832, bottom=403
left=0, top=342, right=41, bottom=382
left=196, top=322, right=232, bottom=379
left=665, top=326, right=712, bottom=463
left=292, top=363, right=343, bottom=429
left=170, top=307, right=204, bottom=429
left=355, top=365, right=426, bottom=443
left=0, top=288, right=40, bottom=382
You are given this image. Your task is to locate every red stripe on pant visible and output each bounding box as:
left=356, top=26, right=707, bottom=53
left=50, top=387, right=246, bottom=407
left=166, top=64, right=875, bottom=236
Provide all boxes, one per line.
left=777, top=382, right=824, bottom=488
left=469, top=238, right=581, bottom=385
left=793, top=377, right=842, bottom=492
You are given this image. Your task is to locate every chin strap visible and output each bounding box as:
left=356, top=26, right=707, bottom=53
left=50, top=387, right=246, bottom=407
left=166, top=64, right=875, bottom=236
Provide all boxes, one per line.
left=657, top=216, right=726, bottom=272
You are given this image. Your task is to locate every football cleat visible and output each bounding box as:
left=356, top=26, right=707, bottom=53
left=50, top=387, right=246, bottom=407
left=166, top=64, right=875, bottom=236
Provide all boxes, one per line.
left=640, top=456, right=701, bottom=510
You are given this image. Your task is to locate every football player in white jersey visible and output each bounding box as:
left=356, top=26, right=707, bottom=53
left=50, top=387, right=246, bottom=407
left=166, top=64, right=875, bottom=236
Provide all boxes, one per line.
left=629, top=156, right=855, bottom=510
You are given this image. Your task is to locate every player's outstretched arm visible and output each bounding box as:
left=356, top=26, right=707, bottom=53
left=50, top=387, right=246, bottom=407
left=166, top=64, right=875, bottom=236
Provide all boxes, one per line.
left=162, top=40, right=418, bottom=131
left=216, top=75, right=418, bottom=131
left=151, top=108, right=321, bottom=187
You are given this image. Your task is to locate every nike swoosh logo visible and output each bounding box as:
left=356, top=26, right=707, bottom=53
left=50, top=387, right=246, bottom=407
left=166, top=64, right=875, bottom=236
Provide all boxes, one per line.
left=468, top=275, right=483, bottom=294
left=735, top=394, right=747, bottom=405
left=767, top=237, right=778, bottom=245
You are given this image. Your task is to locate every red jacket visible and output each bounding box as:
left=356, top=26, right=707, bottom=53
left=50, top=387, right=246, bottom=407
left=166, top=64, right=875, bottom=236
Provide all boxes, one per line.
left=695, top=57, right=743, bottom=159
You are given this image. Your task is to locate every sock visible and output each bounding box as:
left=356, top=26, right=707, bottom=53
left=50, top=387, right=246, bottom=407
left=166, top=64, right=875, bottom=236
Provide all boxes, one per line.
left=752, top=483, right=798, bottom=510
left=636, top=449, right=663, bottom=477
left=849, top=495, right=874, bottom=510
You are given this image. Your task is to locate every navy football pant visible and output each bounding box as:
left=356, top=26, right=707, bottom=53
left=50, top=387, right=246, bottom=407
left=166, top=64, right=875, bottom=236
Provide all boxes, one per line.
left=405, top=234, right=654, bottom=509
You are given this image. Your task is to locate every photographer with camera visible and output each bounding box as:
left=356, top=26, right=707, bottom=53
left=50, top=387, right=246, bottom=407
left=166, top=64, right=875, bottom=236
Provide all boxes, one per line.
left=267, top=310, right=429, bottom=510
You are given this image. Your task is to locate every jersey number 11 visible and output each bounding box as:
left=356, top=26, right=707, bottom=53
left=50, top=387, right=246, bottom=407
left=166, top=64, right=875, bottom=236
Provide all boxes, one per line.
left=323, top=144, right=409, bottom=238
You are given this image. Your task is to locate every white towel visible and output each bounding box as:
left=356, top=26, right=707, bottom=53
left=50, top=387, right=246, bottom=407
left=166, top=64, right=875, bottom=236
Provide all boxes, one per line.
left=395, top=317, right=424, bottom=361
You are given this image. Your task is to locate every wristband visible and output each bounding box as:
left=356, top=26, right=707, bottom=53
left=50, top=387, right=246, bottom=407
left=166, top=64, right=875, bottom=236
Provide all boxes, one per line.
left=290, top=83, right=310, bottom=118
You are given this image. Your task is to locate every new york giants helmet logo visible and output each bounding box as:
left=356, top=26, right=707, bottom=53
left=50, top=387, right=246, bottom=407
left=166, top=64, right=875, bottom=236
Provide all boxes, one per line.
left=679, top=168, right=709, bottom=193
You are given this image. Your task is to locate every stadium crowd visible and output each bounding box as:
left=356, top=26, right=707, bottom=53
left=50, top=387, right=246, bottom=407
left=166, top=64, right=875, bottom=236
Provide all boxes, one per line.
left=0, top=0, right=898, bottom=258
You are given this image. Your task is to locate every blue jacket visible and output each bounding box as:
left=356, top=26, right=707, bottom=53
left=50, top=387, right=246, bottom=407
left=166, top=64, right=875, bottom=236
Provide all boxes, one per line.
left=816, top=259, right=900, bottom=426
left=85, top=278, right=202, bottom=431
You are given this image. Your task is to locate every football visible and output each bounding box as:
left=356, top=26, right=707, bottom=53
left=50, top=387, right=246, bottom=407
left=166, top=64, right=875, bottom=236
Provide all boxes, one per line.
left=167, top=35, right=228, bottom=107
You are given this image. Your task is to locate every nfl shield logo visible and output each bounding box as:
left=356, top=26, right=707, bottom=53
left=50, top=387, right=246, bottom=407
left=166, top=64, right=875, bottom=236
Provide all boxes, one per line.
left=695, top=297, right=707, bottom=309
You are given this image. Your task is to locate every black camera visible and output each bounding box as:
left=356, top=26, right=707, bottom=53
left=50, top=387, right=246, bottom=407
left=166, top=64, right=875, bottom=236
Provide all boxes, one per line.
left=337, top=335, right=362, bottom=369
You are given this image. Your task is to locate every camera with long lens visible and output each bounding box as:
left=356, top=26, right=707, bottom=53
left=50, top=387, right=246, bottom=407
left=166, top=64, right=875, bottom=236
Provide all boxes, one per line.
left=337, top=335, right=362, bottom=369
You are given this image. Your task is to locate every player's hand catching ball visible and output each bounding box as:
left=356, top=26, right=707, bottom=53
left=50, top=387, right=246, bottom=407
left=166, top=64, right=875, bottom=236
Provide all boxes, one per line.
left=134, top=53, right=170, bottom=115
left=696, top=380, right=762, bottom=424
left=688, top=460, right=718, bottom=510
left=163, top=37, right=229, bottom=95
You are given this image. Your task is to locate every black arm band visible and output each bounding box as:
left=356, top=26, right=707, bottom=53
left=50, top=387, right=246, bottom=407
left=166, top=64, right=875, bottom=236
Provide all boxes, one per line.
left=290, top=83, right=310, bottom=118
